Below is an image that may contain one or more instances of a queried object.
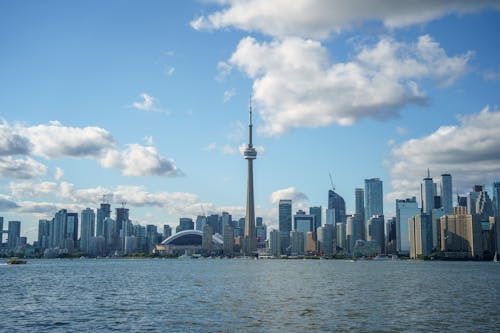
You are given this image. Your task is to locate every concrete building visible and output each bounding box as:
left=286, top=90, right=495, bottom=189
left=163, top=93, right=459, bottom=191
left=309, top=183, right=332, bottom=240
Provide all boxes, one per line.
left=317, top=224, right=335, bottom=256
left=440, top=214, right=483, bottom=259
left=367, top=215, right=385, bottom=254
left=269, top=229, right=281, bottom=257
left=346, top=214, right=363, bottom=254
left=202, top=224, right=213, bottom=255
left=336, top=222, right=346, bottom=251
left=409, top=214, right=432, bottom=259
left=305, top=231, right=316, bottom=254
left=223, top=223, right=234, bottom=256
left=243, top=101, right=257, bottom=256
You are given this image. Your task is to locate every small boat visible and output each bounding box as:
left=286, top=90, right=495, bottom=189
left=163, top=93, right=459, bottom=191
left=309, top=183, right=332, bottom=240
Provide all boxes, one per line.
left=7, top=259, right=27, bottom=265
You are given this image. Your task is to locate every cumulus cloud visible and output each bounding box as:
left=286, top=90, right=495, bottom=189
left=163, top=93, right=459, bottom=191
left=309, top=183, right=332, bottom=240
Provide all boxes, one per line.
left=191, top=0, right=500, bottom=39
left=0, top=195, right=20, bottom=210
left=100, top=144, right=181, bottom=177
left=0, top=121, right=180, bottom=178
left=0, top=156, right=47, bottom=179
left=227, top=35, right=471, bottom=136
left=24, top=121, right=116, bottom=159
left=54, top=167, right=64, bottom=181
left=269, top=187, right=309, bottom=205
left=132, top=93, right=162, bottom=112
left=388, top=106, right=500, bottom=199
left=166, top=67, right=175, bottom=76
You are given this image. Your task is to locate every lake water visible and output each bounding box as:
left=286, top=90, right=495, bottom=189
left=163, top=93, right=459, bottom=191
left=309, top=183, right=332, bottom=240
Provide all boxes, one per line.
left=1, top=258, right=499, bottom=332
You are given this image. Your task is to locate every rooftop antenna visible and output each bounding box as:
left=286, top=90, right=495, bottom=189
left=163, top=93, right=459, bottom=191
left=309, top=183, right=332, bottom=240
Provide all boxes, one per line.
left=329, top=172, right=336, bottom=191
left=427, top=168, right=430, bottom=178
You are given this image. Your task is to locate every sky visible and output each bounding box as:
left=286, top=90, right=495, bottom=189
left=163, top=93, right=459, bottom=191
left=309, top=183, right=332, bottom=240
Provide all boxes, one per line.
left=1, top=0, right=499, bottom=242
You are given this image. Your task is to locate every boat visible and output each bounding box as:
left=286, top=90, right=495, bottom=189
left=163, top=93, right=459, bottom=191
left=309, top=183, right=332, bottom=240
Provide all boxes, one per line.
left=7, top=259, right=27, bottom=265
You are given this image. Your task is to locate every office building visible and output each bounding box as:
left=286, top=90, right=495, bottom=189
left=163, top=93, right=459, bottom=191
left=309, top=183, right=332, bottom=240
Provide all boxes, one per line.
left=409, top=214, right=432, bottom=259
left=80, top=208, right=95, bottom=252
left=476, top=190, right=493, bottom=221
left=223, top=223, right=234, bottom=256
left=421, top=171, right=434, bottom=215
left=294, top=210, right=314, bottom=245
left=441, top=174, right=453, bottom=215
left=440, top=213, right=483, bottom=259
left=305, top=231, right=316, bottom=254
left=7, top=221, right=21, bottom=250
left=269, top=229, right=281, bottom=257
left=386, top=217, right=397, bottom=254
left=493, top=182, right=500, bottom=217
left=279, top=199, right=292, bottom=255
left=355, top=188, right=365, bottom=239
left=365, top=178, right=383, bottom=239
left=195, top=215, right=207, bottom=231
left=96, top=202, right=111, bottom=237
left=467, top=185, right=482, bottom=215
left=202, top=224, right=213, bottom=254
left=163, top=225, right=172, bottom=239
left=328, top=189, right=346, bottom=223
left=346, top=214, right=363, bottom=254
left=336, top=222, right=346, bottom=251
left=309, top=206, right=322, bottom=232
left=367, top=215, right=385, bottom=254
left=290, top=230, right=304, bottom=256
left=176, top=218, right=194, bottom=233
left=396, top=197, right=420, bottom=254
left=317, top=224, right=335, bottom=256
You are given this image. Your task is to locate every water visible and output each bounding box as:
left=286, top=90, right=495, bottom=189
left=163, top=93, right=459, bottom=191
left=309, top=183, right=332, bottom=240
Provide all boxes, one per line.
left=1, top=259, right=499, bottom=332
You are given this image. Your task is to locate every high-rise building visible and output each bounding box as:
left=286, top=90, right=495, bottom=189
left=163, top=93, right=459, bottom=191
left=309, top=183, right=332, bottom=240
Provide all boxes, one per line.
left=269, top=229, right=281, bottom=257
left=279, top=199, right=292, bottom=255
left=294, top=210, right=314, bottom=245
left=309, top=206, right=322, bottom=232
left=176, top=218, right=194, bottom=233
left=386, top=217, right=397, bottom=254
left=421, top=171, right=434, bottom=215
left=441, top=213, right=483, bottom=259
left=396, top=197, right=420, bottom=254
left=367, top=215, right=385, bottom=254
left=467, top=185, right=482, bottom=215
left=66, top=212, right=79, bottom=243
left=365, top=178, right=383, bottom=224
left=7, top=221, right=21, bottom=250
left=80, top=208, right=95, bottom=252
left=243, top=101, right=257, bottom=256
left=202, top=224, right=213, bottom=255
left=328, top=190, right=346, bottom=223
left=317, top=224, right=335, bottom=256
left=346, top=214, right=363, bottom=254
left=305, top=231, right=316, bottom=254
left=96, top=202, right=111, bottom=237
left=223, top=224, right=234, bottom=256
left=476, top=190, right=493, bottom=221
left=441, top=174, right=453, bottom=215
left=431, top=207, right=444, bottom=251
left=493, top=182, right=500, bottom=217
left=195, top=215, right=207, bottom=231
left=0, top=216, right=3, bottom=245
left=53, top=209, right=67, bottom=248
left=355, top=188, right=365, bottom=239
left=290, top=230, right=304, bottom=256
left=409, top=214, right=432, bottom=259
left=163, top=225, right=172, bottom=239
left=336, top=222, right=346, bottom=251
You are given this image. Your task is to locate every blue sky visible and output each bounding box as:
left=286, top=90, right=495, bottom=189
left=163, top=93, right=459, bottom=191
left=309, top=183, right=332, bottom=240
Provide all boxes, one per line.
left=1, top=1, right=499, bottom=242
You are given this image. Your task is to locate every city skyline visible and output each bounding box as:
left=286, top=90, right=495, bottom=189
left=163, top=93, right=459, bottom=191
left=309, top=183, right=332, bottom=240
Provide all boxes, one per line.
left=1, top=1, right=500, bottom=242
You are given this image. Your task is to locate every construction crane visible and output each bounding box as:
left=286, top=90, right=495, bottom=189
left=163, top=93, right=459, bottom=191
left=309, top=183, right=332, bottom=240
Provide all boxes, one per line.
left=329, top=172, right=336, bottom=192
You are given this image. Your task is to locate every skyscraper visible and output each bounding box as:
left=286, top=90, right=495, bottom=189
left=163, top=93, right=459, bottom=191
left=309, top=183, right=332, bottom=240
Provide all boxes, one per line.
left=421, top=170, right=434, bottom=215
left=328, top=190, right=346, bottom=223
left=80, top=208, right=95, bottom=252
left=243, top=101, right=257, bottom=256
left=396, top=197, right=420, bottom=254
left=309, top=206, right=322, bottom=232
left=441, top=174, right=453, bottom=215
left=294, top=210, right=315, bottom=245
left=279, top=199, right=292, bottom=255
left=367, top=215, right=385, bottom=254
left=365, top=178, right=383, bottom=225
left=7, top=220, right=21, bottom=250
left=409, top=213, right=432, bottom=259
left=96, top=201, right=111, bottom=237
left=0, top=216, right=3, bottom=245
left=355, top=188, right=365, bottom=239
left=493, top=182, right=500, bottom=217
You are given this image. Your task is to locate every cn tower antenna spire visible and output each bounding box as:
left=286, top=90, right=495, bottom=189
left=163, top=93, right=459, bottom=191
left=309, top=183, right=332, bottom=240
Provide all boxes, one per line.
left=248, top=95, right=253, bottom=146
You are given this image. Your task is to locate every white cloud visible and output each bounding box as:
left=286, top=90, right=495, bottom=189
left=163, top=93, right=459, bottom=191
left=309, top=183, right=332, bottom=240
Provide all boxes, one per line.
left=205, top=142, right=217, bottom=151
left=269, top=187, right=309, bottom=205
left=100, top=144, right=181, bottom=177
left=54, top=167, right=64, bottom=181
left=24, top=122, right=115, bottom=159
left=191, top=0, right=500, bottom=39
left=389, top=106, right=500, bottom=198
left=227, top=35, right=471, bottom=136
left=132, top=93, right=162, bottom=112
left=223, top=88, right=236, bottom=102
left=396, top=127, right=407, bottom=135
left=222, top=145, right=238, bottom=155
left=216, top=61, right=232, bottom=80
left=166, top=67, right=175, bottom=76
left=0, top=156, right=47, bottom=179
left=483, top=67, right=500, bottom=81
left=144, top=136, right=154, bottom=146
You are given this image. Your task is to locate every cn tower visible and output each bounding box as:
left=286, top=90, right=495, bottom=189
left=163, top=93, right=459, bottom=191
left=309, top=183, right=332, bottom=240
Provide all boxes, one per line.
left=243, top=98, right=257, bottom=256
